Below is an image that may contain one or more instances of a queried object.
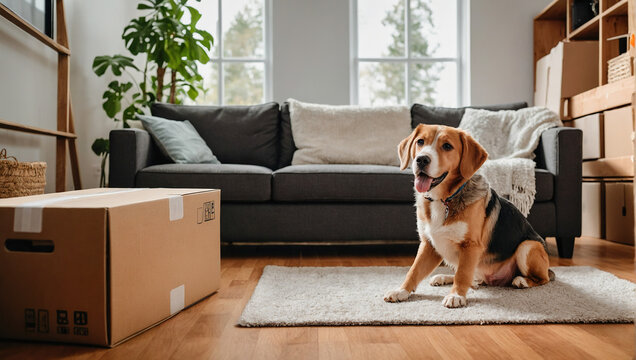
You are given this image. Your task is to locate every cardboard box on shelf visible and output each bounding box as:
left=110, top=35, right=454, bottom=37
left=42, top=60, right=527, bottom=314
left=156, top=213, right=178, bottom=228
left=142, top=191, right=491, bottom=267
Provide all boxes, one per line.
left=582, top=156, right=634, bottom=178
left=605, top=182, right=634, bottom=245
left=604, top=106, right=634, bottom=158
left=581, top=181, right=604, bottom=238
left=534, top=41, right=599, bottom=118
left=0, top=188, right=221, bottom=347
left=571, top=113, right=603, bottom=160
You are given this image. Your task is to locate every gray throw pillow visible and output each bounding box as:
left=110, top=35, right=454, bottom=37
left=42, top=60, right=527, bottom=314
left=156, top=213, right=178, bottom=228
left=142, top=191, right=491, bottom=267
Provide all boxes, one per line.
left=138, top=114, right=220, bottom=164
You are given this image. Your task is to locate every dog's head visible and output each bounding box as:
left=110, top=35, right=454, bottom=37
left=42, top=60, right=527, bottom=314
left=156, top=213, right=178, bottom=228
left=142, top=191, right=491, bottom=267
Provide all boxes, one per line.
left=397, top=124, right=487, bottom=195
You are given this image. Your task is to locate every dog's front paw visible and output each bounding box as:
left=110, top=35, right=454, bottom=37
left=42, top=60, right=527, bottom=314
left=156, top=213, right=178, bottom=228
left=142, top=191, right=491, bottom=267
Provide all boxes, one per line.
left=383, top=288, right=410, bottom=302
left=442, top=293, right=466, bottom=308
left=512, top=276, right=529, bottom=289
left=429, top=274, right=453, bottom=286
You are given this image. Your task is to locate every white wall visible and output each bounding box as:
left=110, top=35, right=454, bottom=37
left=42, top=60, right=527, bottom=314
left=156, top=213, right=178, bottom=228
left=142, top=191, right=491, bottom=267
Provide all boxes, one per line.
left=468, top=0, right=552, bottom=106
left=272, top=0, right=350, bottom=105
left=65, top=1, right=139, bottom=188
left=0, top=0, right=551, bottom=190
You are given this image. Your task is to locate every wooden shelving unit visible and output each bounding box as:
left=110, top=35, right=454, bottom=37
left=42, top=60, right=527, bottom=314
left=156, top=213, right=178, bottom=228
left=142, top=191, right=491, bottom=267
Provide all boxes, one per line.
left=0, top=0, right=81, bottom=191
left=534, top=0, right=634, bottom=90
left=534, top=0, right=635, bottom=245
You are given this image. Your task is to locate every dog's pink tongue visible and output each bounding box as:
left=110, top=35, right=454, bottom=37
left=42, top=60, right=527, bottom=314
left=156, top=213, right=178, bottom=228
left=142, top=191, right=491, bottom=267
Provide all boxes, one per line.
left=415, top=176, right=433, bottom=193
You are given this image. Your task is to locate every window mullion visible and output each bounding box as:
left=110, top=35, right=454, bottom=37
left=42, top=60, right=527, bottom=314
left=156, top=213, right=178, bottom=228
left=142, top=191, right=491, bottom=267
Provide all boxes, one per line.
left=350, top=0, right=359, bottom=105
left=405, top=0, right=411, bottom=104
left=218, top=0, right=223, bottom=105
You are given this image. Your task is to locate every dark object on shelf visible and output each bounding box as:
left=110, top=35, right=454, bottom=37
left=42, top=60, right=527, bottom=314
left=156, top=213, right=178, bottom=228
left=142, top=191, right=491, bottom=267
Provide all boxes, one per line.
left=572, top=0, right=598, bottom=31
left=607, top=34, right=629, bottom=54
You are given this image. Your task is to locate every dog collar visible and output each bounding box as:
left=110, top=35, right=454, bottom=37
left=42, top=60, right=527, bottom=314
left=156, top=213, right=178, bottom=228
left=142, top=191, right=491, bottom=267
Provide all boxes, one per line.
left=425, top=181, right=468, bottom=220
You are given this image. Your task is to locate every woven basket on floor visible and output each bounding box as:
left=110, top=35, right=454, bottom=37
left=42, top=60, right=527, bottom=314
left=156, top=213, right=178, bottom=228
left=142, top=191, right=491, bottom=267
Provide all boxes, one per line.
left=608, top=52, right=632, bottom=83
left=0, top=149, right=46, bottom=199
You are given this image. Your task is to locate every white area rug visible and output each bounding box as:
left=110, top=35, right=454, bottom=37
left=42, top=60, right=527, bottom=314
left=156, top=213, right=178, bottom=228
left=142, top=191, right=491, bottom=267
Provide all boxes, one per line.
left=238, top=266, right=636, bottom=327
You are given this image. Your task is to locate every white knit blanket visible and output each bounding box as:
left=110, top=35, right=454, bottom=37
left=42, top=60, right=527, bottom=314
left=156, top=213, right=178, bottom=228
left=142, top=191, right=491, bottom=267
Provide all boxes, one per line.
left=459, top=107, right=562, bottom=216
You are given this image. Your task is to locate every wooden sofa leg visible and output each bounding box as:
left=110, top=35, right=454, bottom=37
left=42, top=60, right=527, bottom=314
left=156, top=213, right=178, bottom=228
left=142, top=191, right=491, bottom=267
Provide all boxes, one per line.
left=556, top=237, right=575, bottom=258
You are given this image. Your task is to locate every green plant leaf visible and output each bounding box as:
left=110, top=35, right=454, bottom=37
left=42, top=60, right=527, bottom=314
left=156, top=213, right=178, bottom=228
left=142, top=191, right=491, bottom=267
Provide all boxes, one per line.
left=91, top=138, right=110, bottom=156
left=92, top=55, right=139, bottom=77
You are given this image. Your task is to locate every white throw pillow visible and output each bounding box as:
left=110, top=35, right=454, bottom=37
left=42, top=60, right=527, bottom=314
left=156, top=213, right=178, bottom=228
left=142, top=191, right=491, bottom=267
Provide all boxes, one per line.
left=288, top=99, right=412, bottom=166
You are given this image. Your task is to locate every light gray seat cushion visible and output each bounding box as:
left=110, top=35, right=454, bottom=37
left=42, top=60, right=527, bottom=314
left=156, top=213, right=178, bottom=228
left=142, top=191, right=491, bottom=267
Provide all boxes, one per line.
left=273, top=164, right=414, bottom=202
left=136, top=164, right=272, bottom=202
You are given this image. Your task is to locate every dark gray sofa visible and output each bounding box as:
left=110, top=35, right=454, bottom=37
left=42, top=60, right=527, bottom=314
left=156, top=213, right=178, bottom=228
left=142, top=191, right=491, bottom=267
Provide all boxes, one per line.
left=109, top=101, right=582, bottom=258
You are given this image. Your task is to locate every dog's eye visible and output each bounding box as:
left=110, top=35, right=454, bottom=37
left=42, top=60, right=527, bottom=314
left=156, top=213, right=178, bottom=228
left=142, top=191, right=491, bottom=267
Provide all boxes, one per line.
left=442, top=143, right=453, bottom=151
left=416, top=139, right=425, bottom=146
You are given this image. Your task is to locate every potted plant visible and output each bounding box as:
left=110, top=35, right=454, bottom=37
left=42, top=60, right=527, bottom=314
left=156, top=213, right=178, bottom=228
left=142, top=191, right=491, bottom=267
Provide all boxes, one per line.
left=91, top=0, right=213, bottom=187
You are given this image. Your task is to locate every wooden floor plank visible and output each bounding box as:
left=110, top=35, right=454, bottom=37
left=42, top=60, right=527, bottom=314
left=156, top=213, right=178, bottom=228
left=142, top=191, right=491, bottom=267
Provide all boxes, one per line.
left=0, top=237, right=633, bottom=359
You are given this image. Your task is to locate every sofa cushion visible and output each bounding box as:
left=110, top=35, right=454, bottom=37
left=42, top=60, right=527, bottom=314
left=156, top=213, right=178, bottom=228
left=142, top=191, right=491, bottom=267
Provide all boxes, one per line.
left=279, top=102, right=295, bottom=168
left=136, top=164, right=272, bottom=202
left=273, top=164, right=552, bottom=204
left=137, top=115, right=220, bottom=164
left=150, top=102, right=280, bottom=170
left=411, top=102, right=528, bottom=128
left=287, top=99, right=412, bottom=167
left=534, top=168, right=553, bottom=202
left=273, top=164, right=414, bottom=202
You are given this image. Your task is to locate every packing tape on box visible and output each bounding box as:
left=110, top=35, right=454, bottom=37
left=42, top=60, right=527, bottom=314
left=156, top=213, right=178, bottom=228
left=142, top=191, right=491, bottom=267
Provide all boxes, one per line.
left=168, top=195, right=184, bottom=221
left=170, top=284, right=185, bottom=315
left=13, top=189, right=147, bottom=233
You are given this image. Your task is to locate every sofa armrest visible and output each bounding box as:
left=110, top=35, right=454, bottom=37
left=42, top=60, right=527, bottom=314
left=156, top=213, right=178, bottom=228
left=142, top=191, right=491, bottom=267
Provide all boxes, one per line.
left=536, top=127, right=582, bottom=238
left=109, top=129, right=165, bottom=187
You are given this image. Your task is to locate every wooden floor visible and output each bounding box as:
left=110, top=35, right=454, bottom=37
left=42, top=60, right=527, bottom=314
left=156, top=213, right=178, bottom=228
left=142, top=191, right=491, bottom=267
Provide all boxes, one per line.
left=1, top=237, right=634, bottom=359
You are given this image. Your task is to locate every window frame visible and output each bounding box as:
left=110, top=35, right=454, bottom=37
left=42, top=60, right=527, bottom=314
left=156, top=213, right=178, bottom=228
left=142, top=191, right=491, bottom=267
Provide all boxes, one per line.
left=349, top=0, right=463, bottom=106
left=207, top=0, right=273, bottom=105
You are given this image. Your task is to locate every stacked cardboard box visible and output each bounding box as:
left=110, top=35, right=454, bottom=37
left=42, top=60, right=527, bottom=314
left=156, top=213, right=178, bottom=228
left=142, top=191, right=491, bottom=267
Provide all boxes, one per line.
left=534, top=41, right=598, bottom=118
left=577, top=105, right=634, bottom=244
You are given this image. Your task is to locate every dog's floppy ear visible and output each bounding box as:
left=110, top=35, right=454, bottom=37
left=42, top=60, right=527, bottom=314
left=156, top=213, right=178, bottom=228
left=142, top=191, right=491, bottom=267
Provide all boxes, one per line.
left=397, top=127, right=419, bottom=170
left=459, top=130, right=488, bottom=179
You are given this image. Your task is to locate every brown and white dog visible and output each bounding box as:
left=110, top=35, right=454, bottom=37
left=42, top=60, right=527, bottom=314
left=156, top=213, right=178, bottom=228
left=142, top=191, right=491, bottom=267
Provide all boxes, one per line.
left=384, top=124, right=554, bottom=308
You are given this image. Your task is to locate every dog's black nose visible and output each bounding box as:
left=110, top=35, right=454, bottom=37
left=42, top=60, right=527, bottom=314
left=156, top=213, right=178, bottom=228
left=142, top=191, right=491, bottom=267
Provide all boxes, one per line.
left=416, top=155, right=430, bottom=167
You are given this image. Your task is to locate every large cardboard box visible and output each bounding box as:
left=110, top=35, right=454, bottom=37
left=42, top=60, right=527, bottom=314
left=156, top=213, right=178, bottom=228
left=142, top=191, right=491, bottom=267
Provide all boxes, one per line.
left=582, top=156, right=634, bottom=178
left=605, top=182, right=634, bottom=245
left=581, top=181, right=604, bottom=238
left=604, top=106, right=634, bottom=158
left=534, top=41, right=598, bottom=118
left=571, top=113, right=603, bottom=160
left=0, top=188, right=220, bottom=346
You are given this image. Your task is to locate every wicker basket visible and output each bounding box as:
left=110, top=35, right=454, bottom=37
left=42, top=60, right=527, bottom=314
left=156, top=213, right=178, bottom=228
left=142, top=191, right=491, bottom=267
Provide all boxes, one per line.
left=607, top=52, right=632, bottom=83
left=0, top=149, right=46, bottom=198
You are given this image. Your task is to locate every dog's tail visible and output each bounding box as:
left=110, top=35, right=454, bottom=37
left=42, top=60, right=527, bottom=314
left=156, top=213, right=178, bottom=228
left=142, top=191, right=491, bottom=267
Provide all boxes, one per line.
left=548, top=269, right=555, bottom=281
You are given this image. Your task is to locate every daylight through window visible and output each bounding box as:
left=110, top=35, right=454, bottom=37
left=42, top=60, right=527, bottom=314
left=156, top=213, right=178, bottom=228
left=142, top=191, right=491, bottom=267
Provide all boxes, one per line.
left=352, top=0, right=461, bottom=106
left=190, top=0, right=270, bottom=105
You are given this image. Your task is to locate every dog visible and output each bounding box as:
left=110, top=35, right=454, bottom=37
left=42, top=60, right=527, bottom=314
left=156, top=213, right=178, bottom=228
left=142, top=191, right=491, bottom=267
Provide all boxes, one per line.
left=384, top=124, right=554, bottom=308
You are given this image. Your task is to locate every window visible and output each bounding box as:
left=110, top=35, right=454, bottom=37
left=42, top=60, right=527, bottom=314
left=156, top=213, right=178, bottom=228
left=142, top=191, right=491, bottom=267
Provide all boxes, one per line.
left=351, top=0, right=461, bottom=106
left=1, top=0, right=53, bottom=37
left=190, top=0, right=271, bottom=105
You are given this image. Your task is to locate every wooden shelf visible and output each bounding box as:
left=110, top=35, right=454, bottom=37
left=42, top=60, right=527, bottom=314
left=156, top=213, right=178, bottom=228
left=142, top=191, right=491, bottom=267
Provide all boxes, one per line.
left=0, top=3, right=70, bottom=55
left=535, top=0, right=567, bottom=20
left=567, top=76, right=634, bottom=119
left=568, top=15, right=600, bottom=40
left=603, top=0, right=628, bottom=16
left=0, top=119, right=77, bottom=139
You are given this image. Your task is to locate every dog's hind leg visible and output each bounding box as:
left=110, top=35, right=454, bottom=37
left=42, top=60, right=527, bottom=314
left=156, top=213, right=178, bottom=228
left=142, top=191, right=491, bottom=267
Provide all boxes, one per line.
left=511, top=240, right=551, bottom=289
